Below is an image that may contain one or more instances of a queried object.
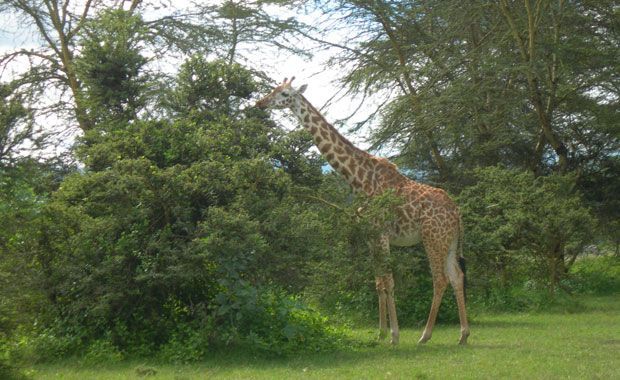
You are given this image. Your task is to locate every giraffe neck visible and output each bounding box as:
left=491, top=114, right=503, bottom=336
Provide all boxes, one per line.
left=290, top=95, right=381, bottom=193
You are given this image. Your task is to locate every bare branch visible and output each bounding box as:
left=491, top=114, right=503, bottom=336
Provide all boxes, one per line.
left=67, top=0, right=94, bottom=39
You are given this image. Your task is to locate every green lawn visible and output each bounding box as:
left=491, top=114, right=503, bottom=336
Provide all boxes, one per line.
left=30, top=295, right=620, bottom=379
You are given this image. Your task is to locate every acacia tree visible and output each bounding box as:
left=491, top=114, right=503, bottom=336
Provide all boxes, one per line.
left=0, top=0, right=119, bottom=131
left=0, top=0, right=219, bottom=131
left=310, top=0, right=618, bottom=181
left=0, top=81, right=39, bottom=165
left=497, top=0, right=618, bottom=175
left=196, top=1, right=307, bottom=66
left=0, top=0, right=308, bottom=136
left=299, top=1, right=618, bottom=301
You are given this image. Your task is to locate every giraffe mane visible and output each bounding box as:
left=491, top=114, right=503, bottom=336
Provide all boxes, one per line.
left=375, top=156, right=398, bottom=170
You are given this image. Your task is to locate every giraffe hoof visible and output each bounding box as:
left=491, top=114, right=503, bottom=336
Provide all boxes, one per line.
left=459, top=331, right=470, bottom=345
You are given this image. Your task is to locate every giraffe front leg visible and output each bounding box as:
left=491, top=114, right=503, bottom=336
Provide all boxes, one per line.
left=385, top=273, right=400, bottom=345
left=375, top=276, right=388, bottom=341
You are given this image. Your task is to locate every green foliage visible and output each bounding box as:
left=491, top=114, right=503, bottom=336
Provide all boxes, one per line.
left=169, top=56, right=257, bottom=119
left=0, top=82, right=35, bottom=165
left=157, top=320, right=212, bottom=363
left=81, top=338, right=124, bottom=365
left=9, top=327, right=81, bottom=364
left=18, top=54, right=343, bottom=361
left=0, top=358, right=29, bottom=380
left=2, top=0, right=617, bottom=366
left=569, top=256, right=620, bottom=295
left=303, top=181, right=459, bottom=326
left=216, top=287, right=349, bottom=356
left=0, top=160, right=70, bottom=351
left=578, top=157, right=620, bottom=252
left=1, top=337, right=29, bottom=380
left=75, top=9, right=149, bottom=124
left=459, top=166, right=597, bottom=306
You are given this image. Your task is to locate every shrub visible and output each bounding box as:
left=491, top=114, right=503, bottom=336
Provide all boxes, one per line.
left=305, top=186, right=460, bottom=327
left=569, top=256, right=620, bottom=295
left=458, top=166, right=596, bottom=305
left=1, top=340, right=29, bottom=380
left=215, top=285, right=350, bottom=356
left=9, top=328, right=83, bottom=364
left=0, top=360, right=29, bottom=380
left=81, top=337, right=124, bottom=365
left=157, top=320, right=212, bottom=363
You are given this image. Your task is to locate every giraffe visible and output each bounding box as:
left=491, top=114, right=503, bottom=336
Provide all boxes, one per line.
left=256, top=77, right=469, bottom=345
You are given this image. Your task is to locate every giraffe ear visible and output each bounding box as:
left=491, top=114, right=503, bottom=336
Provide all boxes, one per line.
left=298, top=84, right=308, bottom=94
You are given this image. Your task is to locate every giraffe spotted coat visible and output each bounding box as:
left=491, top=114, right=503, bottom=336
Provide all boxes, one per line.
left=256, top=78, right=469, bottom=345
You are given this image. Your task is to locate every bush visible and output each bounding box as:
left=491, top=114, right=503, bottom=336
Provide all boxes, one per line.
left=157, top=320, right=212, bottom=363
left=215, top=286, right=350, bottom=356
left=8, top=55, right=348, bottom=363
left=569, top=256, right=620, bottom=295
left=81, top=338, right=124, bottom=365
left=304, top=185, right=461, bottom=327
left=458, top=166, right=596, bottom=307
left=0, top=360, right=29, bottom=380
left=9, top=327, right=83, bottom=364
left=1, top=340, right=29, bottom=380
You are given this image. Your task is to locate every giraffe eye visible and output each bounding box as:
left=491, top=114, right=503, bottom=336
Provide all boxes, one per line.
left=281, top=92, right=289, bottom=97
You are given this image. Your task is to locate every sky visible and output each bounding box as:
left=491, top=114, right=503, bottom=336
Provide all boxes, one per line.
left=0, top=1, right=379, bottom=159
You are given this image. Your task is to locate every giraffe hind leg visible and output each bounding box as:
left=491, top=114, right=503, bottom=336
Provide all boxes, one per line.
left=419, top=238, right=451, bottom=344
left=418, top=274, right=447, bottom=344
left=446, top=243, right=470, bottom=345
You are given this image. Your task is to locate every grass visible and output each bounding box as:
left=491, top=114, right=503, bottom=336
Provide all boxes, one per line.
left=28, top=295, right=620, bottom=379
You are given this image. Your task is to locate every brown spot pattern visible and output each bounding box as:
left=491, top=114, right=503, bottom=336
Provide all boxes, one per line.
left=273, top=92, right=471, bottom=345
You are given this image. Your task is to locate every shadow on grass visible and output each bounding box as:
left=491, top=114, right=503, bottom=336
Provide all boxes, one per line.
left=154, top=336, right=516, bottom=375
left=471, top=319, right=541, bottom=329
left=538, top=293, right=620, bottom=315
left=35, top=337, right=520, bottom=379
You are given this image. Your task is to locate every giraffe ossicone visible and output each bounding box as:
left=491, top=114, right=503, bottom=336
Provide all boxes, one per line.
left=256, top=78, right=470, bottom=345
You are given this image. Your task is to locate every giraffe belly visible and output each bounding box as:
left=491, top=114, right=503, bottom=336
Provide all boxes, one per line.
left=390, top=230, right=422, bottom=247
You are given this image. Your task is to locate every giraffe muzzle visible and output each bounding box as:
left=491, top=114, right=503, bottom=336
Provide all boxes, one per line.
left=255, top=96, right=270, bottom=109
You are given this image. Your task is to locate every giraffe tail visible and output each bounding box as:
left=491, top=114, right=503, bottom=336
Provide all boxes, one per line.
left=457, top=217, right=467, bottom=303
left=458, top=255, right=467, bottom=303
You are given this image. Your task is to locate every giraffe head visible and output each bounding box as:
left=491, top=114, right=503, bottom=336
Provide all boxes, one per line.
left=255, top=77, right=307, bottom=110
